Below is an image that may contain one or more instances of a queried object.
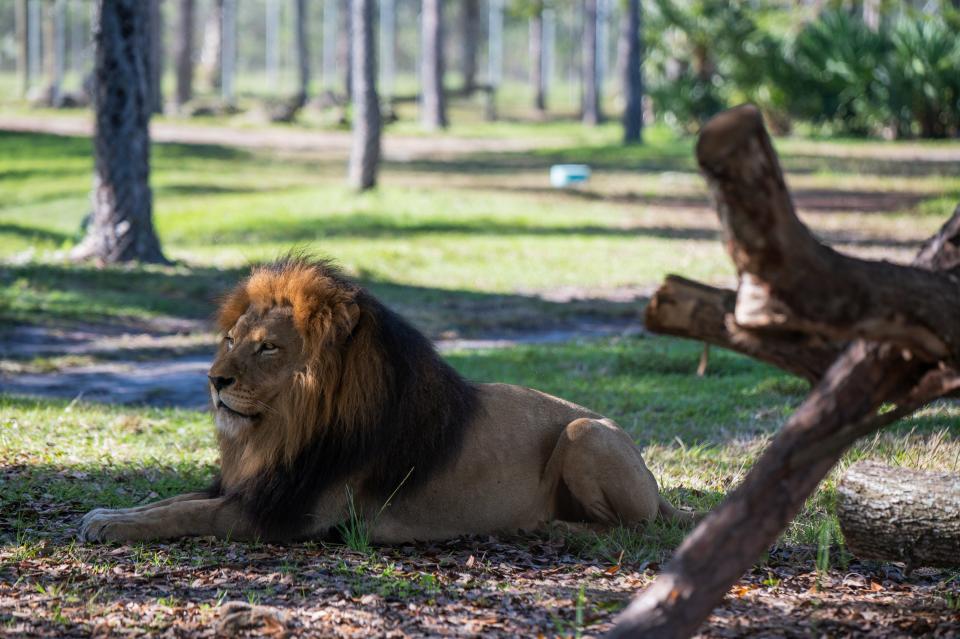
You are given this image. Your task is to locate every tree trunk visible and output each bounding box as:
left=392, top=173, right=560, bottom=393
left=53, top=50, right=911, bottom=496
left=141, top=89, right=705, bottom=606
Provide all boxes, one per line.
left=862, top=0, right=880, bottom=31
left=611, top=105, right=960, bottom=638
left=295, top=0, right=311, bottom=107
left=72, top=0, right=166, bottom=265
left=529, top=3, right=546, bottom=114
left=174, top=0, right=194, bottom=108
left=461, top=0, right=479, bottom=94
left=838, top=461, right=960, bottom=569
left=265, top=0, right=279, bottom=90
left=220, top=0, right=236, bottom=102
left=147, top=0, right=164, bottom=114
left=348, top=0, right=380, bottom=191
left=420, top=0, right=447, bottom=130
left=15, top=0, right=29, bottom=98
left=41, top=0, right=66, bottom=107
left=581, top=0, right=602, bottom=125
left=620, top=0, right=643, bottom=144
left=338, top=0, right=352, bottom=100
left=200, top=0, right=222, bottom=91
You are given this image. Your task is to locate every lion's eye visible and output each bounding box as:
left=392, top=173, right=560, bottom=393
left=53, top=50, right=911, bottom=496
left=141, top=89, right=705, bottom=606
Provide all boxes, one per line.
left=260, top=342, right=278, bottom=354
left=224, top=336, right=234, bottom=350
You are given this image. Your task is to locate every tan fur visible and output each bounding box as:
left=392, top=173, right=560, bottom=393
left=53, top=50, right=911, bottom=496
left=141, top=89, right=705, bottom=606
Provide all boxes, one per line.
left=79, top=262, right=696, bottom=544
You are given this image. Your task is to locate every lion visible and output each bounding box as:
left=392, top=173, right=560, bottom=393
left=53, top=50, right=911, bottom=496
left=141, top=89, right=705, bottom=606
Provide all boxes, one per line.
left=79, top=257, right=696, bottom=544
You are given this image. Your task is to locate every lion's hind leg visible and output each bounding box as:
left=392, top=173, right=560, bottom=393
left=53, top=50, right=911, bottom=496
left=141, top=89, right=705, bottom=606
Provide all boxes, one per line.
left=551, top=418, right=661, bottom=528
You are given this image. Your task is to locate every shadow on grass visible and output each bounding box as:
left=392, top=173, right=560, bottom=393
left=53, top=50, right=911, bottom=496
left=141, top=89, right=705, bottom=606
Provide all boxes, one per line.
left=0, top=260, right=643, bottom=338
left=193, top=212, right=722, bottom=244
left=0, top=222, right=73, bottom=244
left=397, top=142, right=959, bottom=179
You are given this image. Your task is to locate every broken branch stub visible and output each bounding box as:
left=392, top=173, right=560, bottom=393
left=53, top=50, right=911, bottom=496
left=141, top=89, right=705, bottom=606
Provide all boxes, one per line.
left=644, top=275, right=841, bottom=383
left=697, top=105, right=960, bottom=365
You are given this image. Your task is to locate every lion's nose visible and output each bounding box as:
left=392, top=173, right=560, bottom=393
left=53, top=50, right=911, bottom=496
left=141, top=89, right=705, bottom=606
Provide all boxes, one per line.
left=208, top=375, right=235, bottom=391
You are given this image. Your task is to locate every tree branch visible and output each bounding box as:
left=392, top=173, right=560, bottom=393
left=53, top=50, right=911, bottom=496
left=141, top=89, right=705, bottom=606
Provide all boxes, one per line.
left=644, top=275, right=840, bottom=383
left=697, top=105, right=960, bottom=365
left=611, top=104, right=960, bottom=639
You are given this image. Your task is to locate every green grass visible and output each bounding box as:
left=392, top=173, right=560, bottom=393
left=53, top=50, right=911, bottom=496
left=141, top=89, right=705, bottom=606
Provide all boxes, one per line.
left=2, top=116, right=960, bottom=568
left=3, top=336, right=958, bottom=557
left=2, top=117, right=960, bottom=635
left=3, top=126, right=959, bottom=330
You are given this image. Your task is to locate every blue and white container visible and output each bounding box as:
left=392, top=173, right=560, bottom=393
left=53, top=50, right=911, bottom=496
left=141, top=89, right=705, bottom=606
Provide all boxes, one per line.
left=549, top=164, right=591, bottom=188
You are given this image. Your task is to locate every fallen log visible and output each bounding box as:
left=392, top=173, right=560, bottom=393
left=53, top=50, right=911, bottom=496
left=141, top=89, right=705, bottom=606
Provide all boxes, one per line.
left=612, top=104, right=960, bottom=639
left=837, top=461, right=960, bottom=569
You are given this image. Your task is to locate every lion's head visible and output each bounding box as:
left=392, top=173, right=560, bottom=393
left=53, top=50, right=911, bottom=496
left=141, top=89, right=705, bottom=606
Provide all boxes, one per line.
left=208, top=256, right=478, bottom=537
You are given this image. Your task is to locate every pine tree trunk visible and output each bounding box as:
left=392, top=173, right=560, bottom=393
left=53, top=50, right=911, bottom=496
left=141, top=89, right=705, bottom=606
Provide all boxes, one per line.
left=348, top=0, right=380, bottom=191
left=72, top=0, right=166, bottom=265
left=581, top=0, right=601, bottom=125
left=420, top=0, right=447, bottom=130
left=338, top=0, right=352, bottom=100
left=200, top=0, right=222, bottom=91
left=530, top=3, right=546, bottom=114
left=174, top=0, right=194, bottom=108
left=461, top=0, right=479, bottom=94
left=621, top=0, right=643, bottom=143
left=295, top=0, right=311, bottom=107
left=15, top=0, right=29, bottom=98
left=147, top=0, right=164, bottom=114
left=220, top=0, right=236, bottom=102
left=42, top=0, right=66, bottom=107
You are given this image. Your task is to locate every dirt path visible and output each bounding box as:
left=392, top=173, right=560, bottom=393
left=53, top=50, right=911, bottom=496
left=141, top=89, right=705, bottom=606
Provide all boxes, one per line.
left=0, top=320, right=639, bottom=408
left=0, top=114, right=555, bottom=161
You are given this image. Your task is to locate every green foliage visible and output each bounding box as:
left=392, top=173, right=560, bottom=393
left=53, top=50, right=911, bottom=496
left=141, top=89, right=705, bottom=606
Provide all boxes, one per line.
left=778, top=10, right=892, bottom=136
left=646, top=0, right=765, bottom=130
left=647, top=4, right=960, bottom=138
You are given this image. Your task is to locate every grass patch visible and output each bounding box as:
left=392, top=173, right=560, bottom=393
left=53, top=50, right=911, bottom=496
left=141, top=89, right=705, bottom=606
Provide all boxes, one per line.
left=3, top=336, right=957, bottom=555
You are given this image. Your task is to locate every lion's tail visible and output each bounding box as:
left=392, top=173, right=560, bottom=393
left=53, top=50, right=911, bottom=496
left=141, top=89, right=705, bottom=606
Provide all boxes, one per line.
left=657, top=496, right=704, bottom=525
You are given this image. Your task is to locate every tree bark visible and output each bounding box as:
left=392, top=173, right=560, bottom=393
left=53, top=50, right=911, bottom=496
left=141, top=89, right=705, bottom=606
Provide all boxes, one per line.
left=348, top=0, right=381, bottom=191
left=338, top=0, right=353, bottom=100
left=199, top=0, right=222, bottom=91
left=220, top=0, right=236, bottom=102
left=72, top=0, right=167, bottom=265
left=581, top=0, right=602, bottom=125
left=697, top=108, right=960, bottom=366
left=644, top=276, right=841, bottom=384
left=620, top=0, right=643, bottom=143
left=461, top=0, right=479, bottom=94
left=174, top=0, right=194, bottom=108
left=41, top=0, right=66, bottom=107
left=611, top=105, right=960, bottom=638
left=147, top=0, right=164, bottom=114
left=529, top=3, right=546, bottom=114
left=15, top=0, right=29, bottom=98
left=837, top=461, right=960, bottom=569
left=294, top=0, right=311, bottom=108
left=420, top=0, right=447, bottom=130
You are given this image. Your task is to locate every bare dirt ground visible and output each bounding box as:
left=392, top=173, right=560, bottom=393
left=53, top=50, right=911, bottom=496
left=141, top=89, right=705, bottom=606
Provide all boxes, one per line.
left=0, top=114, right=556, bottom=161
left=0, top=318, right=639, bottom=408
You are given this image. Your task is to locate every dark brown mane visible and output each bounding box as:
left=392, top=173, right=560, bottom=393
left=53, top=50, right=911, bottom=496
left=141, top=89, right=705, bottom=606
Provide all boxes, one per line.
left=210, top=256, right=479, bottom=538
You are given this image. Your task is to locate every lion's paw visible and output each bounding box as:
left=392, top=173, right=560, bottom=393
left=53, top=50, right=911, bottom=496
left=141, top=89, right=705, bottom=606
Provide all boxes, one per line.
left=78, top=510, right=129, bottom=543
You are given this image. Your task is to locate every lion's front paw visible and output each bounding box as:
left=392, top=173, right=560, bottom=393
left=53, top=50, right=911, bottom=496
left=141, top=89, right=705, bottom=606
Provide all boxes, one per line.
left=79, top=510, right=137, bottom=543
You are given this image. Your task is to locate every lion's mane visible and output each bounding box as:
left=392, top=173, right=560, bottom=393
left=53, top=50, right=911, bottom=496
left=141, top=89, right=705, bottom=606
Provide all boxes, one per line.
left=208, top=256, right=479, bottom=537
